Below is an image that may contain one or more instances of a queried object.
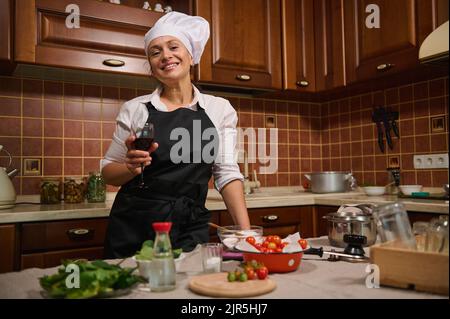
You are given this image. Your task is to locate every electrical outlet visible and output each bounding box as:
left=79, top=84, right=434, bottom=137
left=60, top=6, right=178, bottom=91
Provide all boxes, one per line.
left=414, top=153, right=449, bottom=169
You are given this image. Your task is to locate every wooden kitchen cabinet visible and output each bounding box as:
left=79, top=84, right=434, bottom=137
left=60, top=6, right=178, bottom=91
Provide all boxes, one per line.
left=0, top=0, right=15, bottom=74
left=342, top=0, right=439, bottom=83
left=0, top=224, right=17, bottom=273
left=219, top=206, right=315, bottom=239
left=20, top=218, right=109, bottom=270
left=14, top=0, right=189, bottom=76
left=194, top=0, right=283, bottom=90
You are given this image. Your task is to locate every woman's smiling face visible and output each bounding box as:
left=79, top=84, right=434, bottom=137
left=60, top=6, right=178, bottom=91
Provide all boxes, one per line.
left=147, top=36, right=193, bottom=84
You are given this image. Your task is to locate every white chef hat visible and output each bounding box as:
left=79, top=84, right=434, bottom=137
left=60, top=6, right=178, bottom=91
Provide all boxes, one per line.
left=144, top=11, right=210, bottom=65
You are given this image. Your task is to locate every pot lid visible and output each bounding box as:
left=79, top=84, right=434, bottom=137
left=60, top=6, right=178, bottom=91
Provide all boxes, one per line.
left=326, top=204, right=375, bottom=220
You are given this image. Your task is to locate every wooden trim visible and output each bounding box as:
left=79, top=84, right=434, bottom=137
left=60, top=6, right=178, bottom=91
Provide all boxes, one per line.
left=194, top=0, right=213, bottom=82
left=15, top=0, right=36, bottom=62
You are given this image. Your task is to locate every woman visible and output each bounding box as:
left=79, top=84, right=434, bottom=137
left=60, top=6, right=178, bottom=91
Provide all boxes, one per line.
left=102, top=12, right=250, bottom=258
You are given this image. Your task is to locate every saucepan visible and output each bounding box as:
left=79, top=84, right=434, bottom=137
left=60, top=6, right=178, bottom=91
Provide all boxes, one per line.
left=304, top=171, right=355, bottom=193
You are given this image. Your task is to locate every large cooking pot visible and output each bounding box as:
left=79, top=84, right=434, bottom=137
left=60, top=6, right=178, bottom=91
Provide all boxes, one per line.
left=304, top=171, right=354, bottom=193
left=322, top=204, right=377, bottom=248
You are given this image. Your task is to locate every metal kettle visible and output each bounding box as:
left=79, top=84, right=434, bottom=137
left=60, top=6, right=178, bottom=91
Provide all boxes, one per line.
left=0, top=145, right=18, bottom=209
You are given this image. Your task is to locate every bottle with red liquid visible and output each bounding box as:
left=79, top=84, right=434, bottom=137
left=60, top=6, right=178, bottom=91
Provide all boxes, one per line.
left=148, top=222, right=176, bottom=292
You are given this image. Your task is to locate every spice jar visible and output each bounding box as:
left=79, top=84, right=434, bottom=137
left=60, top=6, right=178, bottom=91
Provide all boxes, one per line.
left=87, top=171, right=106, bottom=203
left=64, top=177, right=85, bottom=203
left=40, top=178, right=61, bottom=204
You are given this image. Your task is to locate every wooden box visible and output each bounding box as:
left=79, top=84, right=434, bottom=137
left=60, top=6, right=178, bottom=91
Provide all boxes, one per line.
left=370, top=243, right=449, bottom=295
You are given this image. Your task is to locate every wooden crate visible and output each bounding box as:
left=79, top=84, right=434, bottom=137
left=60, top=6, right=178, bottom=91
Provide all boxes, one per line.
left=370, top=243, right=449, bottom=295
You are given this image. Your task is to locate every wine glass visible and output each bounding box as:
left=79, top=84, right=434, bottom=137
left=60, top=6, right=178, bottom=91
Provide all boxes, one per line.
left=130, top=117, right=155, bottom=188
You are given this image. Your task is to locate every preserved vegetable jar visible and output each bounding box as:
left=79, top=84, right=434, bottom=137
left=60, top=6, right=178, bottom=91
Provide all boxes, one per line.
left=40, top=178, right=61, bottom=204
left=64, top=177, right=85, bottom=203
left=87, top=171, right=106, bottom=203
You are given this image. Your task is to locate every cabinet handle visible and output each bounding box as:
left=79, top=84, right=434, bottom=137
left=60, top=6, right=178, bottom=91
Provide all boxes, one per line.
left=376, top=63, right=394, bottom=72
left=103, top=59, right=125, bottom=67
left=67, top=228, right=94, bottom=240
left=296, top=80, right=309, bottom=87
left=262, top=215, right=279, bottom=222
left=236, top=74, right=252, bottom=81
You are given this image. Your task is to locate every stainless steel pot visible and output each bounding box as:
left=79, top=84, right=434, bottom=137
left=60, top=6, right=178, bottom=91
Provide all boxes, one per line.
left=304, top=171, right=353, bottom=193
left=322, top=205, right=377, bottom=248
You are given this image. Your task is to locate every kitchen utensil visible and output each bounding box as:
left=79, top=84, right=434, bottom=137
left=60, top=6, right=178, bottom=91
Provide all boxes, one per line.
left=373, top=202, right=417, bottom=250
left=242, top=251, right=303, bottom=273
left=372, top=107, right=385, bottom=153
left=304, top=235, right=370, bottom=262
left=322, top=204, right=377, bottom=247
left=304, top=171, right=353, bottom=193
left=399, top=185, right=423, bottom=195
left=189, top=272, right=276, bottom=298
left=0, top=145, right=17, bottom=209
left=386, top=106, right=400, bottom=138
left=380, top=106, right=394, bottom=149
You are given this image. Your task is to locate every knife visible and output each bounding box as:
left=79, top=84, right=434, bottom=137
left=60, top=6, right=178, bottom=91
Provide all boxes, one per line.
left=387, top=107, right=400, bottom=138
left=372, top=108, right=385, bottom=153
left=380, top=107, right=393, bottom=150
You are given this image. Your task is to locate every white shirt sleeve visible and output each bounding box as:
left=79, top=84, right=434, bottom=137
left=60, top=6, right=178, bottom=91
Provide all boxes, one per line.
left=212, top=100, right=244, bottom=192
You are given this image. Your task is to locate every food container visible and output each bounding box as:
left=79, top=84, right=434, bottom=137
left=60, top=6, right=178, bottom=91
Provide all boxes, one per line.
left=40, top=178, right=61, bottom=204
left=323, top=204, right=377, bottom=248
left=304, top=171, right=353, bottom=193
left=87, top=171, right=106, bottom=203
left=362, top=186, right=385, bottom=196
left=64, top=177, right=85, bottom=203
left=399, top=185, right=423, bottom=196
left=216, top=225, right=263, bottom=250
left=242, top=251, right=303, bottom=273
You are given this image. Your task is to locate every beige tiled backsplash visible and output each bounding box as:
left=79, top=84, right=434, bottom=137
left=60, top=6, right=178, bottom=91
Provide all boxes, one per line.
left=0, top=67, right=448, bottom=195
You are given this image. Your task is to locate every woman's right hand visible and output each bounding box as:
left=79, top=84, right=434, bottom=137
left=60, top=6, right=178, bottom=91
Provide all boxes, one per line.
left=124, top=135, right=159, bottom=176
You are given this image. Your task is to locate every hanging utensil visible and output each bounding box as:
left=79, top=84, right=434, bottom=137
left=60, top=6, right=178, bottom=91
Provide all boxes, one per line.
left=372, top=107, right=385, bottom=153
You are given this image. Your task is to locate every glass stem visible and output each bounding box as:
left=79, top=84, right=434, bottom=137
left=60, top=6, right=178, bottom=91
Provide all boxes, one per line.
left=139, top=163, right=145, bottom=187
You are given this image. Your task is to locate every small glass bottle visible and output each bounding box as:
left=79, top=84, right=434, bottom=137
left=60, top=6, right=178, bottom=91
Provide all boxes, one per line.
left=87, top=171, right=106, bottom=203
left=148, top=222, right=176, bottom=292
left=40, top=178, right=61, bottom=204
left=64, top=177, right=85, bottom=203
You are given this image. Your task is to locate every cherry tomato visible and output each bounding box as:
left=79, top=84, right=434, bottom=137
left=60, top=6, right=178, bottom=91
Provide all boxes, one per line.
left=298, top=239, right=308, bottom=250
left=227, top=272, right=236, bottom=282
left=239, top=273, right=248, bottom=282
left=275, top=247, right=283, bottom=253
left=267, top=242, right=277, bottom=250
left=256, top=266, right=269, bottom=279
left=246, top=236, right=256, bottom=245
left=254, top=244, right=262, bottom=251
left=272, top=235, right=281, bottom=245
left=262, top=241, right=269, bottom=248
left=266, top=235, right=275, bottom=243
left=245, top=268, right=256, bottom=280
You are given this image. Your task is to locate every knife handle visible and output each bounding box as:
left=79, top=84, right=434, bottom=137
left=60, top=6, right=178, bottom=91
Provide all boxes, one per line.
left=392, top=120, right=400, bottom=138
left=377, top=126, right=385, bottom=153
left=303, top=247, right=323, bottom=257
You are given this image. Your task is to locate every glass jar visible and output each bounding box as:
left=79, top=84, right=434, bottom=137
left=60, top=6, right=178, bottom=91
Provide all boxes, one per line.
left=426, top=216, right=449, bottom=253
left=64, top=177, right=85, bottom=203
left=40, top=178, right=61, bottom=204
left=87, top=171, right=106, bottom=203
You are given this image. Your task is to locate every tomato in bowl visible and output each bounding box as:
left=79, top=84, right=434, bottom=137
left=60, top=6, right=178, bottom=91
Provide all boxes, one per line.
left=242, top=251, right=303, bottom=273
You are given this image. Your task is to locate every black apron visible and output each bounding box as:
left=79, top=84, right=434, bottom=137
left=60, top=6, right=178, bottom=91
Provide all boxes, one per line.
left=104, top=101, right=218, bottom=258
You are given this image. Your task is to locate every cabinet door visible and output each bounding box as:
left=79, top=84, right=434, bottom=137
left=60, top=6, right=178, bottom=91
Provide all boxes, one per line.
left=0, top=224, right=16, bottom=273
left=21, top=247, right=104, bottom=269
left=313, top=0, right=346, bottom=91
left=15, top=0, right=168, bottom=75
left=282, top=0, right=316, bottom=92
left=0, top=0, right=15, bottom=74
left=343, top=0, right=435, bottom=83
left=195, top=0, right=282, bottom=89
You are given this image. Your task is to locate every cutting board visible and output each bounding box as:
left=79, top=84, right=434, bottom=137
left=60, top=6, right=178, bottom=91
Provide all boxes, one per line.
left=189, top=272, right=276, bottom=298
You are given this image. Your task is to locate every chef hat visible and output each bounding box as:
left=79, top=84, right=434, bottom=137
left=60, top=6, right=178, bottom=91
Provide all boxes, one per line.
left=144, top=11, right=210, bottom=65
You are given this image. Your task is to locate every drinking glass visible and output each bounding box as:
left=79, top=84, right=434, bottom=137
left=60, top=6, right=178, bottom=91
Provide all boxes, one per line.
left=130, top=116, right=154, bottom=188
left=201, top=243, right=223, bottom=273
left=412, top=221, right=429, bottom=252
left=373, top=202, right=417, bottom=249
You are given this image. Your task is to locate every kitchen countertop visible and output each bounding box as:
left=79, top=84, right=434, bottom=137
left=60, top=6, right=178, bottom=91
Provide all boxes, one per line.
left=0, top=237, right=445, bottom=299
left=0, top=187, right=447, bottom=224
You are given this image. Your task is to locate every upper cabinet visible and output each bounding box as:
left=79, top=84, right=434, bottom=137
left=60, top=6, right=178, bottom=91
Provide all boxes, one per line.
left=14, top=0, right=189, bottom=76
left=342, top=0, right=441, bottom=84
left=0, top=0, right=15, bottom=74
left=282, top=0, right=317, bottom=92
left=195, top=0, right=283, bottom=90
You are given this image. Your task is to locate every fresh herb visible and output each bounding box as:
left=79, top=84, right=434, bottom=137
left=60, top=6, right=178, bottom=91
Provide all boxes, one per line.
left=39, top=259, right=144, bottom=299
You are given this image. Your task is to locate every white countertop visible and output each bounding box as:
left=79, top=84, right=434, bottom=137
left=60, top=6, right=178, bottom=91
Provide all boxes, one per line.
left=0, top=237, right=445, bottom=299
left=0, top=186, right=447, bottom=224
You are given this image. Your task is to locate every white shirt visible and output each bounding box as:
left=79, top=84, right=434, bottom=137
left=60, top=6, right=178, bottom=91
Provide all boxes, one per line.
left=101, top=85, right=244, bottom=192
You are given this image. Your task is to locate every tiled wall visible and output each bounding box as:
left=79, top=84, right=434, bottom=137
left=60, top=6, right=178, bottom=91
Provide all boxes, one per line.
left=321, top=76, right=449, bottom=187
left=0, top=70, right=448, bottom=195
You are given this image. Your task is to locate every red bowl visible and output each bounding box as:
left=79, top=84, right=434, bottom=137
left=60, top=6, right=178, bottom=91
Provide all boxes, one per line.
left=242, top=252, right=303, bottom=273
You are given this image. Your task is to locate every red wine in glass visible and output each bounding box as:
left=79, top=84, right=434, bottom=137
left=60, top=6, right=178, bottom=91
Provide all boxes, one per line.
left=133, top=122, right=154, bottom=188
